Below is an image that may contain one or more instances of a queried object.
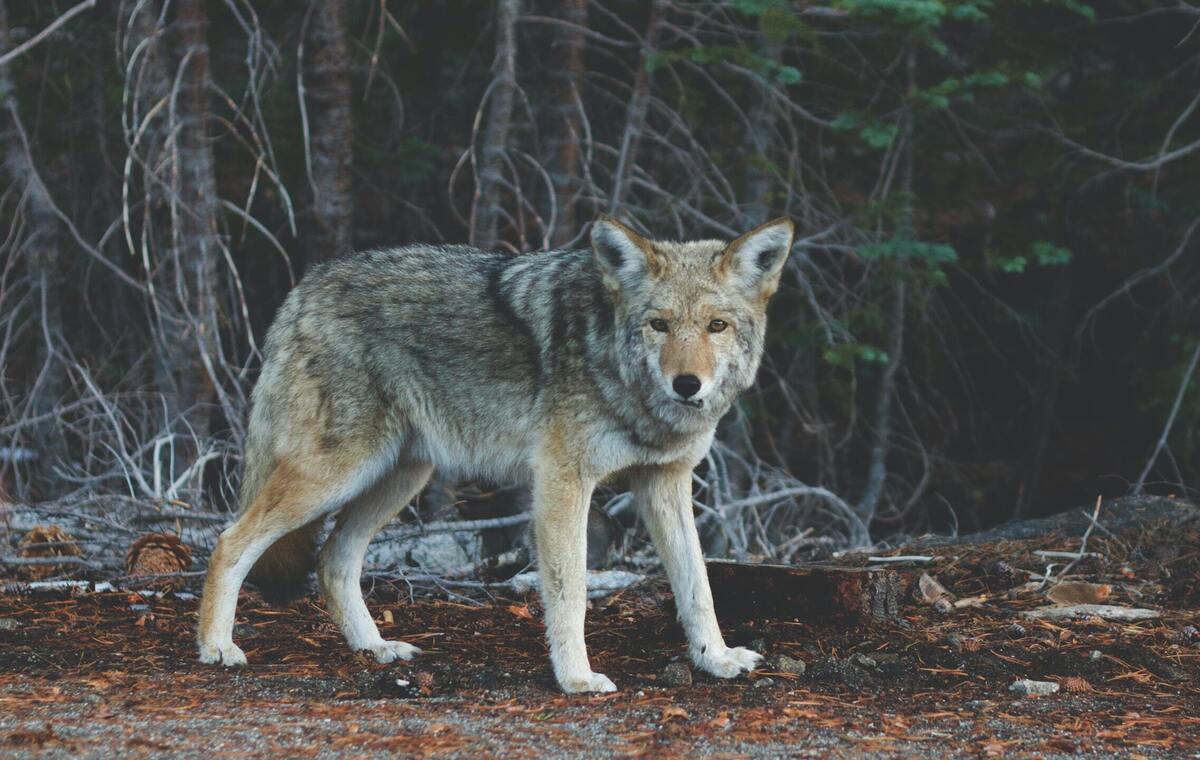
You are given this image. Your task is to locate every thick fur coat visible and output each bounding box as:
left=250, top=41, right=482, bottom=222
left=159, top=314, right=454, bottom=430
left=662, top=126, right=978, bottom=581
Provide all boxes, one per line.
left=197, top=216, right=795, bottom=693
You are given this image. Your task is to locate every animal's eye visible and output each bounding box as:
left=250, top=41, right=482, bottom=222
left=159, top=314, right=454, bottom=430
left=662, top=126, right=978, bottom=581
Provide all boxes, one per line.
left=708, top=319, right=728, bottom=333
left=649, top=318, right=669, bottom=333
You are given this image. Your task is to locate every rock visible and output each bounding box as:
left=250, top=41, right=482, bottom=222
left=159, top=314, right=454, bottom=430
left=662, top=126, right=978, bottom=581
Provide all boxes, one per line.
left=748, top=638, right=768, bottom=655
left=808, top=656, right=874, bottom=688
left=660, top=662, right=693, bottom=687
left=947, top=633, right=981, bottom=652
left=0, top=618, right=19, bottom=632
left=753, top=677, right=776, bottom=688
left=1089, top=650, right=1102, bottom=661
left=766, top=654, right=806, bottom=676
left=1005, top=623, right=1027, bottom=638
left=849, top=653, right=877, bottom=669
left=383, top=676, right=423, bottom=699
left=1009, top=679, right=1060, bottom=696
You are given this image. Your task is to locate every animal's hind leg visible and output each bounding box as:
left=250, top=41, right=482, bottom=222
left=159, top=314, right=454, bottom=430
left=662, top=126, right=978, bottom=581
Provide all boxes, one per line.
left=198, top=458, right=370, bottom=666
left=317, top=459, right=433, bottom=663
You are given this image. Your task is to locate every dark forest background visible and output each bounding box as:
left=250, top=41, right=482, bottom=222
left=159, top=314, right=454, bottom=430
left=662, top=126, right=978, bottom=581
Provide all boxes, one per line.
left=1, top=0, right=1198, bottom=560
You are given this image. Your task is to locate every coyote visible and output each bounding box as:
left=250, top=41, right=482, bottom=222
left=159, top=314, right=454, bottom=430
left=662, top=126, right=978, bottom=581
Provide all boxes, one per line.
left=197, top=216, right=795, bottom=693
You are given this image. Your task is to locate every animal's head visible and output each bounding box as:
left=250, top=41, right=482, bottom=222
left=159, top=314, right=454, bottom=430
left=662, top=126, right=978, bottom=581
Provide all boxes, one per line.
left=591, top=215, right=794, bottom=426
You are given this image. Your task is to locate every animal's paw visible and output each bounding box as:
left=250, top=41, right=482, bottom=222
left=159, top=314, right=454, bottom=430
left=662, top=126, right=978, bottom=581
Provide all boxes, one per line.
left=558, top=670, right=618, bottom=694
left=695, top=645, right=762, bottom=679
left=360, top=640, right=421, bottom=664
left=198, top=640, right=247, bottom=667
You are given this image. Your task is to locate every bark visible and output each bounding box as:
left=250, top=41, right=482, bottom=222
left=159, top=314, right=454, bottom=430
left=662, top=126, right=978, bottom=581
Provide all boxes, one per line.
left=0, top=0, right=68, bottom=491
left=608, top=0, right=667, bottom=216
left=163, top=0, right=220, bottom=446
left=707, top=560, right=912, bottom=625
left=856, top=48, right=915, bottom=524
left=302, top=0, right=354, bottom=262
left=856, top=277, right=904, bottom=522
left=545, top=0, right=585, bottom=247
left=741, top=33, right=781, bottom=228
left=470, top=0, right=520, bottom=251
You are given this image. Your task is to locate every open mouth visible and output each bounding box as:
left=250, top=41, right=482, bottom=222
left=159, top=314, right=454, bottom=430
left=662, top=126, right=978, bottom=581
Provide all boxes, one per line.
left=674, top=398, right=704, bottom=409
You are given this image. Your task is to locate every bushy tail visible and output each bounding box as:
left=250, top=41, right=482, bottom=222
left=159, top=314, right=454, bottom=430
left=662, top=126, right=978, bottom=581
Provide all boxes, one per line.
left=239, top=425, right=320, bottom=606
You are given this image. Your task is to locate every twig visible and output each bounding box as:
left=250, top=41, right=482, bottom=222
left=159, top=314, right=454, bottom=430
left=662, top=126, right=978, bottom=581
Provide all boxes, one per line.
left=0, top=554, right=108, bottom=569
left=0, top=0, right=98, bottom=67
left=376, top=513, right=531, bottom=543
left=1055, top=496, right=1104, bottom=579
left=1132, top=339, right=1200, bottom=494
left=1033, top=550, right=1102, bottom=560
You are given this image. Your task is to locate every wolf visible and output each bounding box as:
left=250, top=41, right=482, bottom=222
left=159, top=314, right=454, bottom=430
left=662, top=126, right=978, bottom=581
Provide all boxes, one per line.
left=197, top=215, right=795, bottom=693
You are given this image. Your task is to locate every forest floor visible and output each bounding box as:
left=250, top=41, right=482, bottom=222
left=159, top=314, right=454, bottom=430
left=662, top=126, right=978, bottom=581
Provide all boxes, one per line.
left=1, top=497, right=1198, bottom=758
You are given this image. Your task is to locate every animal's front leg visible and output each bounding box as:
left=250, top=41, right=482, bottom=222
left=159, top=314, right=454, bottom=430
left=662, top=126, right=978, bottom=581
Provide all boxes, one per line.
left=532, top=456, right=614, bottom=694
left=633, top=463, right=762, bottom=679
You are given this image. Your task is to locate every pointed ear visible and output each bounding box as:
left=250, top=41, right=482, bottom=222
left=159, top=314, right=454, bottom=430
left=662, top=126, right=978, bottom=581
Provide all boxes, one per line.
left=717, top=217, right=795, bottom=298
left=591, top=216, right=660, bottom=290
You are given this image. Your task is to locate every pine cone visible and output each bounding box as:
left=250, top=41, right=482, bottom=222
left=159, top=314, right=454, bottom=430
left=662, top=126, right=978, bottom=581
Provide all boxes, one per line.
left=17, top=525, right=83, bottom=580
left=125, top=533, right=192, bottom=587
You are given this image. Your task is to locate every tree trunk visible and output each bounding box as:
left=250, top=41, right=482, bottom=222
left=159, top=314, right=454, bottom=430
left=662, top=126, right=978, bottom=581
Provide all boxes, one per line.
left=608, top=0, right=667, bottom=216
left=470, top=0, right=520, bottom=251
left=0, top=0, right=68, bottom=495
left=302, top=0, right=354, bottom=263
left=545, top=0, right=585, bottom=247
left=856, top=47, right=916, bottom=525
left=163, top=0, right=220, bottom=448
left=741, top=33, right=781, bottom=228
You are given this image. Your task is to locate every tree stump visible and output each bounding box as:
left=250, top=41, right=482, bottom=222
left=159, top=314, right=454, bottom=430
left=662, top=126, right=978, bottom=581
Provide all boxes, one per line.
left=706, top=560, right=913, bottom=625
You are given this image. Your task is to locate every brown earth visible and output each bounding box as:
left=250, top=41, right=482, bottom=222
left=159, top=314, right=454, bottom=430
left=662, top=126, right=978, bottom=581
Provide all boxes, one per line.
left=1, top=498, right=1198, bottom=758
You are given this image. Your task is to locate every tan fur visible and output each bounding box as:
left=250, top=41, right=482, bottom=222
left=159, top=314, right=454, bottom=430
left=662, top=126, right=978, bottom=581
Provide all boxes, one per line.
left=196, top=216, right=795, bottom=691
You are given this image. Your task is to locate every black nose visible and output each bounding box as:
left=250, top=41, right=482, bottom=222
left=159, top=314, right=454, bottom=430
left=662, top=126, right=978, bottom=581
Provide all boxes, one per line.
left=672, top=374, right=702, bottom=399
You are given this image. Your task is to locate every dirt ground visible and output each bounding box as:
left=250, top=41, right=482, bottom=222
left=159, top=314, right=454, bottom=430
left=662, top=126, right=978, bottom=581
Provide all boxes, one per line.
left=2, top=498, right=1199, bottom=758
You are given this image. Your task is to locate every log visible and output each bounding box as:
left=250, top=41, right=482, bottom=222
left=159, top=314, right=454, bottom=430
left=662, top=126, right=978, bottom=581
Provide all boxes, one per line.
left=706, top=560, right=914, bottom=626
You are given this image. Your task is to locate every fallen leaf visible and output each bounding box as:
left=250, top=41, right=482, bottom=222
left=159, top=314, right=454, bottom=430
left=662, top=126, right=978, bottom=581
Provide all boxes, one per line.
left=1047, top=581, right=1112, bottom=605
left=661, top=705, right=689, bottom=722
left=707, top=712, right=731, bottom=730
left=917, top=573, right=954, bottom=613
left=505, top=604, right=533, bottom=620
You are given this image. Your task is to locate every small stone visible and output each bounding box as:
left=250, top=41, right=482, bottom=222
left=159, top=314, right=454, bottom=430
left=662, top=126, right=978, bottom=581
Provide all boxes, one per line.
left=1176, top=625, right=1198, bottom=643
left=753, top=677, right=776, bottom=688
left=0, top=618, right=20, bottom=632
left=1005, top=623, right=1027, bottom=638
left=1089, top=650, right=1102, bottom=661
left=849, top=653, right=877, bottom=669
left=766, top=654, right=806, bottom=676
left=380, top=674, right=422, bottom=698
left=748, top=638, right=768, bottom=655
left=1009, top=678, right=1060, bottom=696
left=660, top=662, right=692, bottom=687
